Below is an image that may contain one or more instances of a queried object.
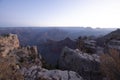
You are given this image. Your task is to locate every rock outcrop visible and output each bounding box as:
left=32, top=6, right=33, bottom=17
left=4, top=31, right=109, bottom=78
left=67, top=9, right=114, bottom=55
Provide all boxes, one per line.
left=106, top=39, right=120, bottom=52
left=22, top=66, right=83, bottom=80
left=0, top=34, right=83, bottom=80
left=38, top=69, right=83, bottom=80
left=59, top=47, right=102, bottom=80
left=0, top=33, right=19, bottom=57
left=96, top=29, right=120, bottom=47
left=39, top=37, right=76, bottom=66
left=76, top=37, right=97, bottom=54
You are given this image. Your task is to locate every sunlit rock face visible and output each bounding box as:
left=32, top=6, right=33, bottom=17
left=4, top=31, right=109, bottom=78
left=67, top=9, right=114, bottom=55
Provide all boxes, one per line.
left=59, top=47, right=102, bottom=80
left=0, top=33, right=19, bottom=57
left=0, top=34, right=83, bottom=80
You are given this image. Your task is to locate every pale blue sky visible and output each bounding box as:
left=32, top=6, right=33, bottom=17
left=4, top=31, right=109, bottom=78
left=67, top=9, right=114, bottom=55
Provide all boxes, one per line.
left=0, top=0, right=120, bottom=28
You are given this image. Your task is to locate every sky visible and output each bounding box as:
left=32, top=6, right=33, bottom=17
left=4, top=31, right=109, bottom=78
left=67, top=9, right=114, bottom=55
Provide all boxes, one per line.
left=0, top=0, right=120, bottom=28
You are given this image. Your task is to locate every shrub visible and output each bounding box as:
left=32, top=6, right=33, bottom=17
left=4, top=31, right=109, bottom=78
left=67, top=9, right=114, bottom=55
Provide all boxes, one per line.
left=100, top=49, right=120, bottom=80
left=1, top=34, right=9, bottom=37
left=0, top=56, right=24, bottom=80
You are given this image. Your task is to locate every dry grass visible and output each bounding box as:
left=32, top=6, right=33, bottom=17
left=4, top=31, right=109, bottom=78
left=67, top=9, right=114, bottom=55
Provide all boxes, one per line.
left=0, top=55, right=24, bottom=80
left=100, top=49, right=120, bottom=80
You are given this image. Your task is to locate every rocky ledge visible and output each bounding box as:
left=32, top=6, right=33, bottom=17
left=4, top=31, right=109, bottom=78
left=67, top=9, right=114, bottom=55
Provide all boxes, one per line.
left=0, top=34, right=83, bottom=80
left=59, top=47, right=103, bottom=80
left=0, top=33, right=19, bottom=57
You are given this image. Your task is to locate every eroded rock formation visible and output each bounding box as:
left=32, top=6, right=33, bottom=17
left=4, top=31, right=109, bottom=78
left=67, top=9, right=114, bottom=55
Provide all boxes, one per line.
left=0, top=33, right=19, bottom=57
left=59, top=47, right=102, bottom=80
left=0, top=34, right=83, bottom=80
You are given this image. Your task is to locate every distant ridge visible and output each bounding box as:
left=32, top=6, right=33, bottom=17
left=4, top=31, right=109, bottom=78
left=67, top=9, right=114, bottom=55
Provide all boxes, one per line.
left=96, top=28, right=120, bottom=46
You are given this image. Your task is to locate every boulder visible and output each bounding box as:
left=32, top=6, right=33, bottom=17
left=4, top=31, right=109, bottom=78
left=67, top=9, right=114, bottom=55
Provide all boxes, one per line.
left=38, top=69, right=83, bottom=80
left=59, top=47, right=102, bottom=80
left=22, top=66, right=83, bottom=80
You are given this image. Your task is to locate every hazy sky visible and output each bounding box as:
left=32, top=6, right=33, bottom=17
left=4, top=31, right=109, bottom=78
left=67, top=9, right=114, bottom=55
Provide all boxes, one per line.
left=0, top=0, right=120, bottom=28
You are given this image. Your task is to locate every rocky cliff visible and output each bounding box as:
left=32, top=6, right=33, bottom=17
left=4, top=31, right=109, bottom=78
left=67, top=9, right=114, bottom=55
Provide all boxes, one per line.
left=0, top=33, right=19, bottom=57
left=39, top=37, right=76, bottom=66
left=0, top=34, right=83, bottom=80
left=59, top=47, right=102, bottom=80
left=96, top=29, right=120, bottom=47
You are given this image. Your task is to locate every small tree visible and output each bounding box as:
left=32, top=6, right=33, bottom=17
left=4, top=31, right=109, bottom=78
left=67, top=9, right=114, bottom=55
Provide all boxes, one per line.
left=100, top=49, right=120, bottom=80
left=76, top=36, right=85, bottom=51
